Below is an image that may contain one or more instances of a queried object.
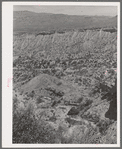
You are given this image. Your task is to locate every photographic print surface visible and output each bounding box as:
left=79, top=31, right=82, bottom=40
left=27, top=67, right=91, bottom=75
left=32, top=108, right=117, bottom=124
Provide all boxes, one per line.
left=2, top=2, right=120, bottom=148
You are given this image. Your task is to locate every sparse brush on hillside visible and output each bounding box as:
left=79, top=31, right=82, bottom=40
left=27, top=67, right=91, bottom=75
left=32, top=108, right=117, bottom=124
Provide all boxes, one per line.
left=13, top=29, right=117, bottom=144
left=13, top=98, right=57, bottom=143
left=13, top=30, right=117, bottom=60
left=13, top=31, right=117, bottom=87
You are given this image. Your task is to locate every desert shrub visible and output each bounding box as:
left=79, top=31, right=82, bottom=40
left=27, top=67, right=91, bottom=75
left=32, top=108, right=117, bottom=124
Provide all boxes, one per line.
left=42, top=69, right=51, bottom=75
left=58, top=124, right=102, bottom=144
left=49, top=115, right=57, bottom=122
left=19, top=74, right=28, bottom=81
left=51, top=68, right=56, bottom=74
left=28, top=90, right=35, bottom=98
left=100, top=121, right=117, bottom=144
left=13, top=59, right=18, bottom=67
left=70, top=60, right=77, bottom=66
left=86, top=113, right=100, bottom=124
left=57, top=81, right=62, bottom=86
left=13, top=102, right=57, bottom=143
left=84, top=99, right=93, bottom=106
left=56, top=91, right=64, bottom=97
left=96, top=119, right=111, bottom=134
left=74, top=77, right=79, bottom=83
left=79, top=99, right=93, bottom=110
left=55, top=70, right=64, bottom=79
left=20, top=91, right=23, bottom=95
left=78, top=125, right=101, bottom=144
left=47, top=87, right=64, bottom=97
left=77, top=97, right=83, bottom=103
left=36, top=96, right=44, bottom=104
left=55, top=57, right=60, bottom=63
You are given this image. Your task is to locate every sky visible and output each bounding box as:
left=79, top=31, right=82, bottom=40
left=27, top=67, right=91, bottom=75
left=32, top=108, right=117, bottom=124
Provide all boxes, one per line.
left=13, top=5, right=117, bottom=16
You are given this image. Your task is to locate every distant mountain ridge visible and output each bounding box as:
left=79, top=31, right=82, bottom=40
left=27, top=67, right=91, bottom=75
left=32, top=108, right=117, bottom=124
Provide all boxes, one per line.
left=13, top=11, right=117, bottom=33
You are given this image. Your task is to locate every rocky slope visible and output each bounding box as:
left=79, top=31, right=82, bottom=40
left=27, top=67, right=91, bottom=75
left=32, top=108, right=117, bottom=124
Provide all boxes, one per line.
left=13, top=29, right=117, bottom=144
left=13, top=30, right=117, bottom=60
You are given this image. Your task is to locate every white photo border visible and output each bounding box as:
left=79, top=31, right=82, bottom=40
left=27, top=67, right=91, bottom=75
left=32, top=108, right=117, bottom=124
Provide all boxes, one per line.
left=2, top=2, right=120, bottom=148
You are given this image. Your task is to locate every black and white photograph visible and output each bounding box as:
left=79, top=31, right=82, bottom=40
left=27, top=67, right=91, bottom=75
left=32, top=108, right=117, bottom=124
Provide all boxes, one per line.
left=2, top=2, right=120, bottom=148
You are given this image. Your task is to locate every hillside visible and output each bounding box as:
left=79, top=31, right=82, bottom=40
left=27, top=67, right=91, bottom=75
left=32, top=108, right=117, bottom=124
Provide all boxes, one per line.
left=13, top=11, right=117, bottom=33
left=13, top=28, right=117, bottom=144
left=13, top=30, right=117, bottom=60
